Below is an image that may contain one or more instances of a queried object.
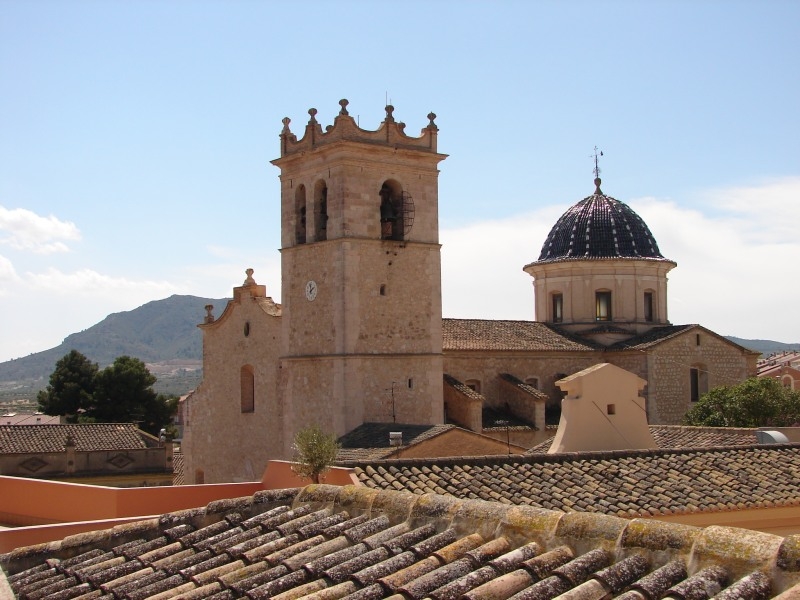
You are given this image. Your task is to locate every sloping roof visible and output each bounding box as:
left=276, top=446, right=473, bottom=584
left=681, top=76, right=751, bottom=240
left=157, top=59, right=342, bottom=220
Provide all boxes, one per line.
left=0, top=414, right=61, bottom=426
left=3, top=484, right=799, bottom=599
left=604, top=324, right=696, bottom=350
left=443, top=319, right=597, bottom=352
left=0, top=424, right=152, bottom=454
left=352, top=444, right=800, bottom=518
left=527, top=426, right=760, bottom=454
left=336, top=423, right=455, bottom=462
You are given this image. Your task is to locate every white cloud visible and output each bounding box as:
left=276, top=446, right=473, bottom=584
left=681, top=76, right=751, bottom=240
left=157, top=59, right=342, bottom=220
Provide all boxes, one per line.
left=0, top=206, right=81, bottom=254
left=27, top=267, right=177, bottom=298
left=0, top=254, right=18, bottom=289
left=441, top=177, right=800, bottom=344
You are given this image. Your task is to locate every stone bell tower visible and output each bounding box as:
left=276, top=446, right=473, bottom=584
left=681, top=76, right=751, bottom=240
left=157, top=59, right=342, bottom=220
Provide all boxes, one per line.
left=272, top=99, right=446, bottom=450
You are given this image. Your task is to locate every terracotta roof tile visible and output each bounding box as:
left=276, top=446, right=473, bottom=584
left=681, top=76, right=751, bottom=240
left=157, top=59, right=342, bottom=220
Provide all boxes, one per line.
left=4, top=485, right=800, bottom=599
left=353, top=445, right=800, bottom=518
left=443, top=319, right=598, bottom=352
left=0, top=423, right=152, bottom=453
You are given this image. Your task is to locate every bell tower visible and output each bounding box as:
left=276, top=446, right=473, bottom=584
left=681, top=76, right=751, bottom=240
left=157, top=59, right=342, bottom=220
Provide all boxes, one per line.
left=272, top=100, right=446, bottom=451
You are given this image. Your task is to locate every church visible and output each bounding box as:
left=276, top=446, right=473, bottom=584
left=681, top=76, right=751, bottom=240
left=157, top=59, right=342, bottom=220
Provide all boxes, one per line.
left=181, top=100, right=757, bottom=484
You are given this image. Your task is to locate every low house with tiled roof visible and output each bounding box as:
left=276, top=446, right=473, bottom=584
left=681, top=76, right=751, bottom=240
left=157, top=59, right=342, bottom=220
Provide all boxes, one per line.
left=0, top=423, right=174, bottom=486
left=182, top=100, right=757, bottom=484
left=4, top=483, right=800, bottom=599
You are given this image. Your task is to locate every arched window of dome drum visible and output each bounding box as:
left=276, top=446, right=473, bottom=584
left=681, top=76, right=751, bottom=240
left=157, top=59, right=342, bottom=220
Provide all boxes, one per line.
left=644, top=291, right=654, bottom=322
left=241, top=365, right=255, bottom=413
left=690, top=365, right=708, bottom=402
left=552, top=293, right=563, bottom=323
left=595, top=291, right=612, bottom=321
left=295, top=185, right=307, bottom=245
left=314, top=180, right=328, bottom=241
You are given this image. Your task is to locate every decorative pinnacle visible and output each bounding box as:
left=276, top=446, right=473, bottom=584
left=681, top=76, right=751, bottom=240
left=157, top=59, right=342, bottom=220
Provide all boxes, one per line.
left=244, top=268, right=256, bottom=286
left=385, top=105, right=395, bottom=122
left=308, top=108, right=318, bottom=124
left=339, top=99, right=349, bottom=116
left=281, top=117, right=291, bottom=133
left=427, top=112, right=437, bottom=129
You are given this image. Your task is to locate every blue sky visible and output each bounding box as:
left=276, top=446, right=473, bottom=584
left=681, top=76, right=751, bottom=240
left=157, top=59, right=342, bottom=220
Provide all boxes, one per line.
left=1, top=1, right=799, bottom=363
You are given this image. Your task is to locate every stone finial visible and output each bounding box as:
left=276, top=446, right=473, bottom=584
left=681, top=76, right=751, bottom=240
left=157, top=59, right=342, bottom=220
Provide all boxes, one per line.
left=427, top=112, right=438, bottom=130
left=385, top=105, right=395, bottom=122
left=339, top=99, right=349, bottom=116
left=244, top=268, right=256, bottom=286
left=594, top=177, right=603, bottom=194
left=308, top=108, right=318, bottom=124
left=204, top=304, right=215, bottom=324
left=281, top=117, right=291, bottom=134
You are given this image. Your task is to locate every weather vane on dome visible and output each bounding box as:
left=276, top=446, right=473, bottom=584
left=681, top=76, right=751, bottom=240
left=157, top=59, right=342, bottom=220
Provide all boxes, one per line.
left=590, top=146, right=603, bottom=179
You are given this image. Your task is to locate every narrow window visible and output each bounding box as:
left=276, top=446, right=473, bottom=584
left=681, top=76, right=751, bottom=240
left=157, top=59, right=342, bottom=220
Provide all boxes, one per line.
left=295, top=185, right=307, bottom=245
left=644, top=291, right=654, bottom=322
left=696, top=333, right=701, bottom=346
left=408, top=378, right=414, bottom=389
left=595, top=291, right=612, bottom=321
left=690, top=366, right=709, bottom=402
left=243, top=322, right=250, bottom=337
left=380, top=284, right=386, bottom=296
left=315, top=181, right=328, bottom=241
left=690, top=368, right=699, bottom=402
left=552, top=293, right=563, bottom=323
left=607, top=404, right=616, bottom=415
left=241, top=365, right=255, bottom=413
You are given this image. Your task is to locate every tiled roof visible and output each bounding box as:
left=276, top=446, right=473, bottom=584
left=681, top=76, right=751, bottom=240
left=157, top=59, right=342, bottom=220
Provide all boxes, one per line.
left=336, top=423, right=455, bottom=462
left=443, top=319, right=597, bottom=352
left=352, top=444, right=800, bottom=518
left=604, top=325, right=696, bottom=350
left=0, top=414, right=61, bottom=426
left=443, top=374, right=483, bottom=401
left=528, top=426, right=760, bottom=454
left=0, top=424, right=152, bottom=454
left=535, top=182, right=668, bottom=261
left=4, top=484, right=800, bottom=599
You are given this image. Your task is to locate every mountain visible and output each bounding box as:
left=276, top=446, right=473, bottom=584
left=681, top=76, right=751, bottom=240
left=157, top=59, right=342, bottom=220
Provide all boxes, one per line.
left=0, top=295, right=229, bottom=384
left=725, top=337, right=800, bottom=356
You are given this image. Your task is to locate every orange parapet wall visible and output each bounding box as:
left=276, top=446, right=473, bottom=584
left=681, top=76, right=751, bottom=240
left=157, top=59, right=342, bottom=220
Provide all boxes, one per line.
left=0, top=462, right=360, bottom=553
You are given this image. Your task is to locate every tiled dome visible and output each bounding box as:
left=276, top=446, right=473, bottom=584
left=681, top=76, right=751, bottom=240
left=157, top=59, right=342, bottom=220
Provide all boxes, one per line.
left=538, top=178, right=664, bottom=261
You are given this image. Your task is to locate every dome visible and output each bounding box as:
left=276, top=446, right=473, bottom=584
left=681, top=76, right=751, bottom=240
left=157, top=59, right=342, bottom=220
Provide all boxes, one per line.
left=537, top=178, right=665, bottom=261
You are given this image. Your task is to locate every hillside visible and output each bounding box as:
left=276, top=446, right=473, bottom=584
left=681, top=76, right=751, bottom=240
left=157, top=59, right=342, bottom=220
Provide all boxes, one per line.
left=0, top=294, right=229, bottom=387
left=725, top=336, right=800, bottom=355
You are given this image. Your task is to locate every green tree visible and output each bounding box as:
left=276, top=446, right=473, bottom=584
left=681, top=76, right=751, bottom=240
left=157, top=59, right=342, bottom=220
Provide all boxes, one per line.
left=88, top=355, right=175, bottom=436
left=684, top=377, right=800, bottom=427
left=291, top=424, right=341, bottom=484
left=36, top=350, right=98, bottom=422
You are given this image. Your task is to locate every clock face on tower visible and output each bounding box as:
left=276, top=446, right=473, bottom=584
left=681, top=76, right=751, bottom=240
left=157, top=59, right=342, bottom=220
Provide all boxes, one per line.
left=305, top=280, right=318, bottom=301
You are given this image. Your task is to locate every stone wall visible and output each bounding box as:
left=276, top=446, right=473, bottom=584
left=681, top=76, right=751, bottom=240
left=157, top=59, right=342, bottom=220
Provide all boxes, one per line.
left=645, top=329, right=756, bottom=424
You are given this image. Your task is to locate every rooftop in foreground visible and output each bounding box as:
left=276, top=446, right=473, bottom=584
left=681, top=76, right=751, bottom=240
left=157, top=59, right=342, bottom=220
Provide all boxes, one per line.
left=3, top=484, right=799, bottom=600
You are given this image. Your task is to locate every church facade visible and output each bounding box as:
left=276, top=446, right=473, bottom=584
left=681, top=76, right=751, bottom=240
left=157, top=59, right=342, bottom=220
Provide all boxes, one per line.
left=182, top=101, right=757, bottom=484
